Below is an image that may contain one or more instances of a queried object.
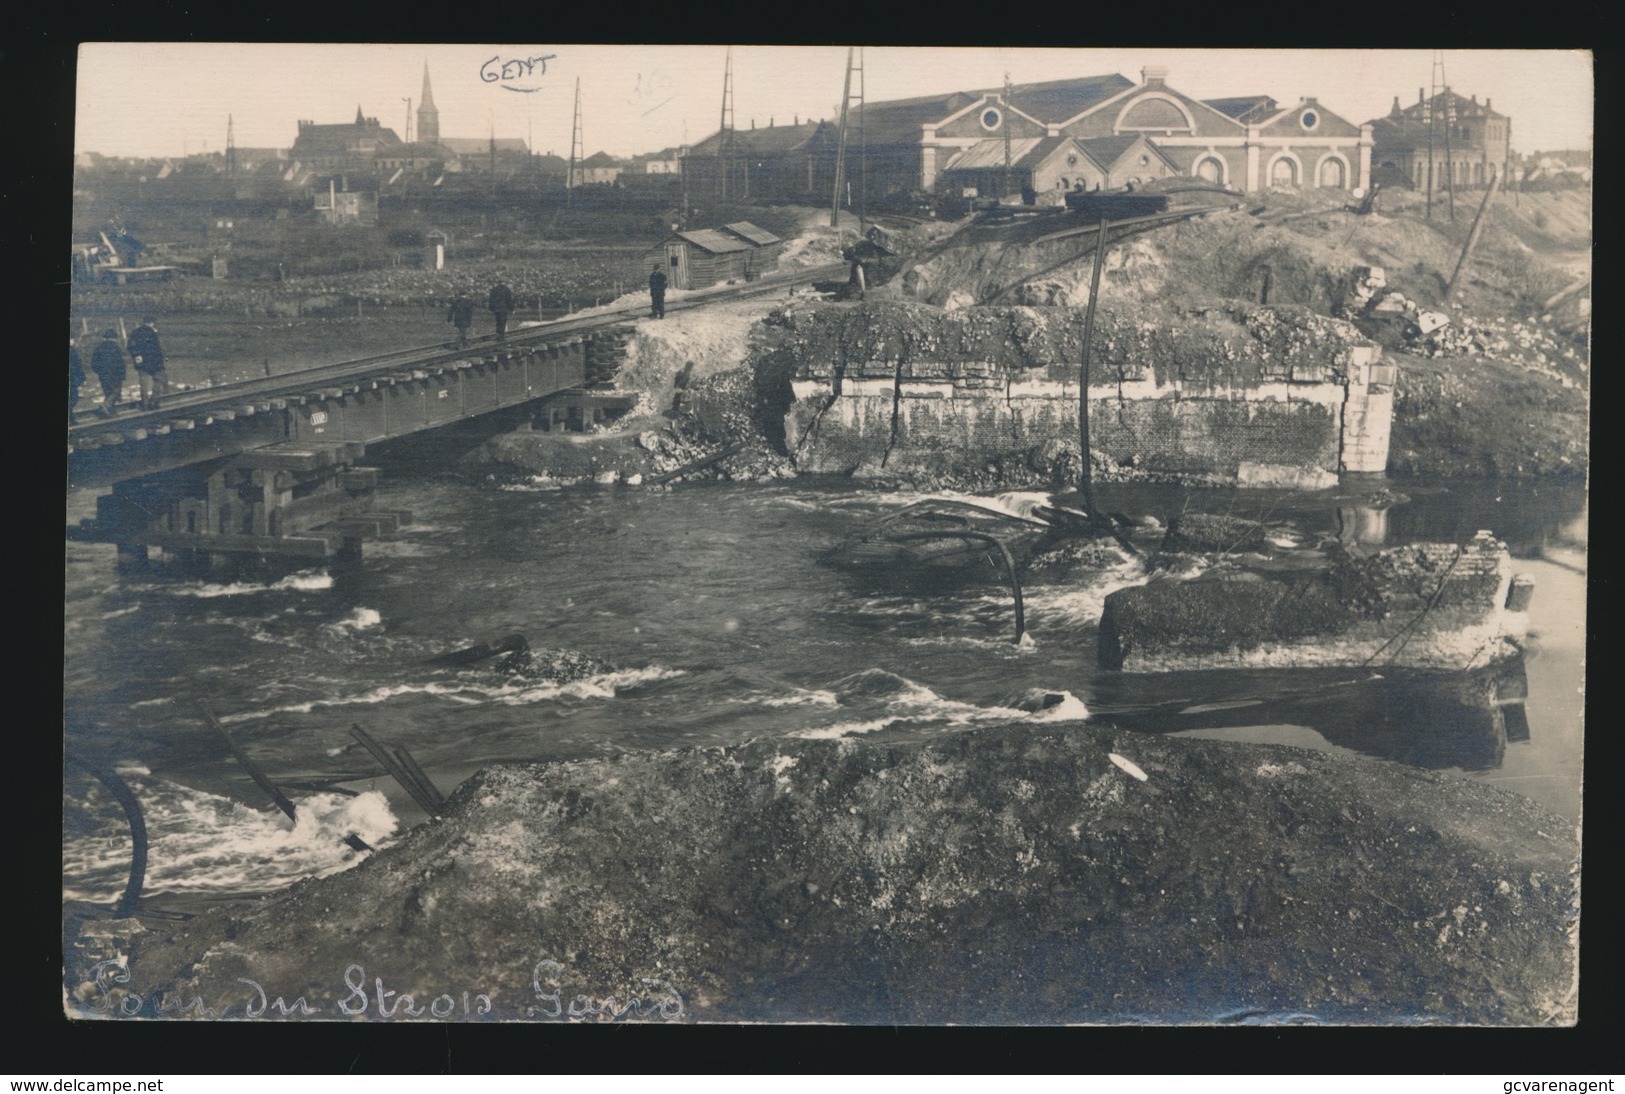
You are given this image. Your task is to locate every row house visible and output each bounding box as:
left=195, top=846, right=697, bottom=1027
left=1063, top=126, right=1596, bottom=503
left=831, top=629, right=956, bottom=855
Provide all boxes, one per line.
left=940, top=133, right=1180, bottom=202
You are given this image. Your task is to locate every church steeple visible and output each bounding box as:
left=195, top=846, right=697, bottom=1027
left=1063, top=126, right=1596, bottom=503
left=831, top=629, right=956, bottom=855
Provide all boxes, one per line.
left=355, top=104, right=366, bottom=125
left=417, top=62, right=440, bottom=145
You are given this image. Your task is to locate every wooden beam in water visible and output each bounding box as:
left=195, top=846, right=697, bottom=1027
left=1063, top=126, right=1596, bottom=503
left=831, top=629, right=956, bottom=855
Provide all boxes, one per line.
left=393, top=747, right=447, bottom=812
left=349, top=725, right=443, bottom=817
left=203, top=705, right=375, bottom=854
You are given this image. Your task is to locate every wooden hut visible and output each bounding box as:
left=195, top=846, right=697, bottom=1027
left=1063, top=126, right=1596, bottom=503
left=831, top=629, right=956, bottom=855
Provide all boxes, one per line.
left=720, top=222, right=785, bottom=269
left=647, top=221, right=783, bottom=290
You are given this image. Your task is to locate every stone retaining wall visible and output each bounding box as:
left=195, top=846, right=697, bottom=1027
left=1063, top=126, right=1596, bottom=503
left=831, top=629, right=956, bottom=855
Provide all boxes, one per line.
left=777, top=302, right=1392, bottom=481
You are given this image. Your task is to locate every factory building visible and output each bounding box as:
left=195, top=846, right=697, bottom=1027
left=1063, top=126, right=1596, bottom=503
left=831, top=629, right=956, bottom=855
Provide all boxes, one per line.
left=683, top=67, right=1371, bottom=203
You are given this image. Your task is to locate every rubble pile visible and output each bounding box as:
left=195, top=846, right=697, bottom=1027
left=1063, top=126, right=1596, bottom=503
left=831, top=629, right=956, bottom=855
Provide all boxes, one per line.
left=1399, top=312, right=1587, bottom=381
left=666, top=368, right=799, bottom=484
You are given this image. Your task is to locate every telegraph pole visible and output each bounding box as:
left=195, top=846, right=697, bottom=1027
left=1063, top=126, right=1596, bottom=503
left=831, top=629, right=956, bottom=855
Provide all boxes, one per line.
left=1002, top=71, right=1014, bottom=202
left=831, top=48, right=854, bottom=229
left=1426, top=50, right=1445, bottom=221
left=679, top=122, right=690, bottom=231
left=1078, top=219, right=1107, bottom=517
left=402, top=98, right=412, bottom=145
left=567, top=78, right=584, bottom=204
left=857, top=47, right=867, bottom=237
left=1424, top=88, right=1435, bottom=220
left=717, top=48, right=735, bottom=207
left=1443, top=86, right=1456, bottom=221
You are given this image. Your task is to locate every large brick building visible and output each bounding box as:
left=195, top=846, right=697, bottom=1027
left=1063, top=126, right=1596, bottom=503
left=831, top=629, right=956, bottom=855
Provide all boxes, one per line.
left=684, top=66, right=1372, bottom=203
left=1368, top=89, right=1511, bottom=190
left=289, top=108, right=404, bottom=174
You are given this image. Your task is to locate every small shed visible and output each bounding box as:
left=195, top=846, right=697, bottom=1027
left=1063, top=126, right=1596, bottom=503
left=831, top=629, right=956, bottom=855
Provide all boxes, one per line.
left=647, top=221, right=783, bottom=290
left=720, top=221, right=785, bottom=266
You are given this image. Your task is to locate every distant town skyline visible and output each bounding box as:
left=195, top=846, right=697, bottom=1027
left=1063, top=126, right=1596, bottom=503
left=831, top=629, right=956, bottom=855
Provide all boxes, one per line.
left=74, top=46, right=1593, bottom=162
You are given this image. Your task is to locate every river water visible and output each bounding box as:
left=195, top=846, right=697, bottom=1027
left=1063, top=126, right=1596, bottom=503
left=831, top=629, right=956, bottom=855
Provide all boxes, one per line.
left=62, top=468, right=1587, bottom=906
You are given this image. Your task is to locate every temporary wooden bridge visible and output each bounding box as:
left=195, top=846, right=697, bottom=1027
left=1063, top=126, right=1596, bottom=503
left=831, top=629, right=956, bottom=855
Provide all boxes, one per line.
left=67, top=262, right=845, bottom=566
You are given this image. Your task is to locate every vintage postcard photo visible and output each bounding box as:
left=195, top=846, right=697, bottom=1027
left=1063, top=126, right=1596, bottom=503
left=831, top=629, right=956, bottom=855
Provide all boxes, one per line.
left=63, top=44, right=1589, bottom=1025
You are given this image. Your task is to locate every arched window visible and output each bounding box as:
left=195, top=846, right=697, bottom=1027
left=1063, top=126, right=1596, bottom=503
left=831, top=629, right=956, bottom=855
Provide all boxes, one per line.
left=1117, top=96, right=1193, bottom=133
left=1270, top=157, right=1299, bottom=187
left=1318, top=157, right=1346, bottom=188
left=1195, top=156, right=1223, bottom=184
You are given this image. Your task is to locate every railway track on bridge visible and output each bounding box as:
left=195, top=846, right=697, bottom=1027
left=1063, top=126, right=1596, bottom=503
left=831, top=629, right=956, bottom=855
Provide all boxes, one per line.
left=68, top=261, right=848, bottom=449
left=66, top=259, right=852, bottom=564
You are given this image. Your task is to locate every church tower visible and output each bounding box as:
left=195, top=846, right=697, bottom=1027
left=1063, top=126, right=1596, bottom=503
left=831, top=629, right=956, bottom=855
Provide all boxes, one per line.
left=417, top=62, right=440, bottom=145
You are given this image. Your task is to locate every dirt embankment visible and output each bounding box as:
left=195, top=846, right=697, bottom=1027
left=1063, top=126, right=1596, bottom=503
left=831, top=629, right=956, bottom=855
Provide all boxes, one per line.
left=456, top=190, right=1586, bottom=486
left=467, top=297, right=799, bottom=487
left=886, top=188, right=1590, bottom=480
left=69, top=723, right=1577, bottom=1025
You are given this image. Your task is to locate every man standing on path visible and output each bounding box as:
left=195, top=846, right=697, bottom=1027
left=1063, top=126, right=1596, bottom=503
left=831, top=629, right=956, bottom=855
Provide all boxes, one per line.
left=448, top=293, right=475, bottom=348
left=127, top=315, right=168, bottom=410
left=489, top=280, right=515, bottom=342
left=648, top=264, right=668, bottom=319
left=90, top=329, right=127, bottom=417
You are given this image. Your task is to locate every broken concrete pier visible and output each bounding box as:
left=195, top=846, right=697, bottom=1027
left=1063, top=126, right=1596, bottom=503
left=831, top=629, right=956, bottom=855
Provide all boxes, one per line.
left=1100, top=531, right=1532, bottom=673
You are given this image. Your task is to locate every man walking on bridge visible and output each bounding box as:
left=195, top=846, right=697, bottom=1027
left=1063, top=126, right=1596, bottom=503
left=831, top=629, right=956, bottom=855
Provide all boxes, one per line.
left=649, top=264, right=668, bottom=319
left=90, top=329, right=126, bottom=418
left=448, top=293, right=475, bottom=348
left=127, top=316, right=168, bottom=410
left=489, top=280, right=515, bottom=342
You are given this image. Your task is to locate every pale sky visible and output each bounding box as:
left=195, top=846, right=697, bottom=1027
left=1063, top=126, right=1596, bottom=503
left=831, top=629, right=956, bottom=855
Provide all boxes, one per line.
left=74, top=45, right=1593, bottom=161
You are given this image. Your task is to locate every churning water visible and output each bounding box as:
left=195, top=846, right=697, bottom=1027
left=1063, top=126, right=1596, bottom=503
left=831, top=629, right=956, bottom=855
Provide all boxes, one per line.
left=63, top=472, right=1586, bottom=904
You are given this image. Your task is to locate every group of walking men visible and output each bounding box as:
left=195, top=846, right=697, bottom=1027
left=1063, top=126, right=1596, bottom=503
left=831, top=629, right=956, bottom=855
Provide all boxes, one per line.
left=69, top=317, right=167, bottom=423
left=69, top=272, right=667, bottom=423
left=449, top=270, right=671, bottom=347
left=448, top=281, right=515, bottom=348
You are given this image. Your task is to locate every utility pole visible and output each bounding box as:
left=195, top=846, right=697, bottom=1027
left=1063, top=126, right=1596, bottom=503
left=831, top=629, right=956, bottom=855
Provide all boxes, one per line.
left=679, top=122, right=690, bottom=231
left=1425, top=50, right=1445, bottom=221
left=857, top=47, right=867, bottom=237
left=1078, top=219, right=1108, bottom=518
left=1444, top=166, right=1501, bottom=301
left=1002, top=71, right=1014, bottom=203
left=1449, top=83, right=1462, bottom=221
left=831, top=48, right=854, bottom=229
left=402, top=98, right=412, bottom=145
left=567, top=78, right=584, bottom=204
left=226, top=114, right=238, bottom=235
left=716, top=48, right=735, bottom=208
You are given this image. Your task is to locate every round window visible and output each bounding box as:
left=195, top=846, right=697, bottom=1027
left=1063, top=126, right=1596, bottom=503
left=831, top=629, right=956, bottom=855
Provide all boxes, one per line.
left=1301, top=110, right=1319, bottom=130
left=1138, top=154, right=1150, bottom=166
left=1066, top=154, right=1078, bottom=166
left=980, top=107, right=1002, bottom=131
